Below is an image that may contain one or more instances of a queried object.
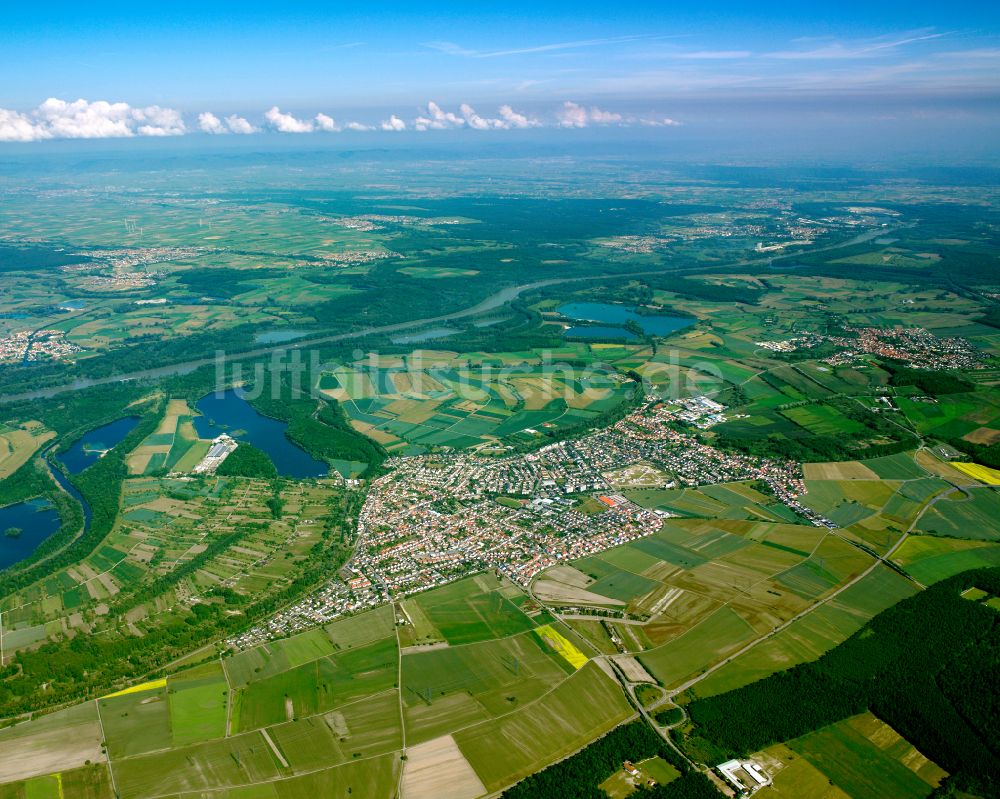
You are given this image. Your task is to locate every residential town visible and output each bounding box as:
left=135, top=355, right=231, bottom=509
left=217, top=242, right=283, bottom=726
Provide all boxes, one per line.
left=62, top=246, right=209, bottom=292
left=757, top=325, right=987, bottom=371
left=226, top=401, right=829, bottom=649
left=0, top=329, right=81, bottom=362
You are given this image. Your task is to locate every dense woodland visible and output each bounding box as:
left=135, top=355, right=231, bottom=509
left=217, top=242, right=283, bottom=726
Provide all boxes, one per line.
left=216, top=442, right=278, bottom=478
left=684, top=567, right=1000, bottom=797
left=500, top=720, right=701, bottom=799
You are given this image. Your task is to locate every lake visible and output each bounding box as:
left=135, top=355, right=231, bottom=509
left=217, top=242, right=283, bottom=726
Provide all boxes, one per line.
left=253, top=329, right=311, bottom=345
left=0, top=498, right=61, bottom=571
left=565, top=326, right=638, bottom=340
left=193, top=389, right=328, bottom=478
left=391, top=327, right=459, bottom=345
left=60, top=416, right=140, bottom=474
left=557, top=302, right=695, bottom=336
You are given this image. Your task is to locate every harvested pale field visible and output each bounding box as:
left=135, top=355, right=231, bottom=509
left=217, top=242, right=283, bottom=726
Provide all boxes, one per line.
left=962, top=427, right=1000, bottom=445
left=539, top=565, right=593, bottom=589
left=803, top=461, right=879, bottom=480
left=140, top=497, right=200, bottom=517
left=95, top=571, right=120, bottom=596
left=0, top=704, right=105, bottom=784
left=915, top=451, right=979, bottom=486
left=319, top=386, right=350, bottom=402
left=350, top=421, right=400, bottom=446
left=127, top=450, right=158, bottom=474
left=533, top=581, right=625, bottom=606
left=0, top=428, right=54, bottom=479
left=612, top=655, right=656, bottom=683
left=402, top=734, right=487, bottom=799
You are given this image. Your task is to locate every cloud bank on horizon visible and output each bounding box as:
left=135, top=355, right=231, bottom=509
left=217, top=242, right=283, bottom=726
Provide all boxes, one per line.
left=0, top=99, right=679, bottom=142
left=0, top=10, right=997, bottom=145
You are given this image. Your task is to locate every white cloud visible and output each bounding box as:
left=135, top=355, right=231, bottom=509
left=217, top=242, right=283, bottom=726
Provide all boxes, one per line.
left=460, top=103, right=503, bottom=130
left=265, top=106, right=314, bottom=133
left=1, top=98, right=682, bottom=143
left=225, top=114, right=256, bottom=134
left=556, top=101, right=590, bottom=128
left=498, top=104, right=538, bottom=128
left=200, top=111, right=257, bottom=135
left=36, top=98, right=134, bottom=138
left=133, top=105, right=186, bottom=136
left=587, top=106, right=623, bottom=124
left=315, top=113, right=340, bottom=132
left=0, top=98, right=187, bottom=142
left=555, top=101, right=678, bottom=129
left=0, top=108, right=44, bottom=142
left=414, top=101, right=466, bottom=130
left=428, top=101, right=464, bottom=126
left=380, top=114, right=406, bottom=131
left=411, top=101, right=538, bottom=132
left=198, top=112, right=227, bottom=134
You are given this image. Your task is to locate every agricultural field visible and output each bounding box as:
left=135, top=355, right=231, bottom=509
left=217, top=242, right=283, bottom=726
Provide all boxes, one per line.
left=317, top=350, right=633, bottom=452
left=127, top=398, right=210, bottom=475
left=688, top=565, right=918, bottom=699
left=915, top=488, right=1000, bottom=540
left=893, top=535, right=1000, bottom=584
left=0, top=421, right=54, bottom=479
left=754, top=713, right=947, bottom=799
left=0, top=475, right=342, bottom=666
left=0, top=575, right=632, bottom=799
left=532, top=513, right=877, bottom=690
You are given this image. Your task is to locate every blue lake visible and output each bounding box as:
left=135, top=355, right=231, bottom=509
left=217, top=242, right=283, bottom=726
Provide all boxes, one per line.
left=565, top=326, right=638, bottom=341
left=193, top=389, right=328, bottom=479
left=60, top=416, right=140, bottom=474
left=557, top=302, right=695, bottom=336
left=0, top=498, right=61, bottom=571
left=391, top=327, right=459, bottom=345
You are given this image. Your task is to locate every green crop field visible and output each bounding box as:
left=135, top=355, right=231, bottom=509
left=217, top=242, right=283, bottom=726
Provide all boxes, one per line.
left=412, top=576, right=538, bottom=645
left=638, top=607, right=757, bottom=687
left=453, top=662, right=634, bottom=792
left=894, top=535, right=1000, bottom=584
left=690, top=565, right=918, bottom=699
left=915, top=489, right=1000, bottom=540
left=168, top=661, right=230, bottom=747
left=779, top=713, right=947, bottom=798
left=233, top=637, right=398, bottom=732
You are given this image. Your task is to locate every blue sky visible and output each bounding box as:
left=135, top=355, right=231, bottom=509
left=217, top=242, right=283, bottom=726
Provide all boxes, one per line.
left=1, top=1, right=998, bottom=142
